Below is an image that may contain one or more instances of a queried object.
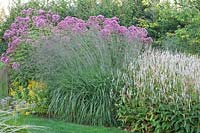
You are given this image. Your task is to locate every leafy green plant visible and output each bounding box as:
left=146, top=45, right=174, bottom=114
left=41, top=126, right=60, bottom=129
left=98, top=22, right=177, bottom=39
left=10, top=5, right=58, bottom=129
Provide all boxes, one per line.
left=137, top=1, right=200, bottom=54
left=163, top=7, right=200, bottom=54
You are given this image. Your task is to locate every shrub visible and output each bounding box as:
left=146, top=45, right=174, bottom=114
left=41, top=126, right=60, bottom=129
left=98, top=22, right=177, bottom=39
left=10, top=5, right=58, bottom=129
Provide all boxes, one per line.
left=137, top=2, right=200, bottom=54
left=116, top=49, right=200, bottom=132
left=1, top=8, right=60, bottom=79
left=163, top=7, right=200, bottom=54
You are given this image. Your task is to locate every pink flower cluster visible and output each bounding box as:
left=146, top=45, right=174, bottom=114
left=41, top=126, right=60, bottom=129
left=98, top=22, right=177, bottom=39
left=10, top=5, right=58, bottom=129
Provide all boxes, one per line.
left=1, top=53, right=10, bottom=64
left=32, top=10, right=60, bottom=27
left=57, top=15, right=153, bottom=43
left=1, top=8, right=60, bottom=69
left=23, top=8, right=61, bottom=28
left=58, top=16, right=87, bottom=32
left=3, top=17, right=30, bottom=40
left=2, top=16, right=29, bottom=65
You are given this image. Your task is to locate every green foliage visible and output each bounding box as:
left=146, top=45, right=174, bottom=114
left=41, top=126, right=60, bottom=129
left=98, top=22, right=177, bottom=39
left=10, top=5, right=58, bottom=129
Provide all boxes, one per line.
left=138, top=2, right=183, bottom=41
left=9, top=80, right=48, bottom=114
left=137, top=2, right=200, bottom=54
left=47, top=0, right=147, bottom=26
left=117, top=101, right=200, bottom=132
left=164, top=7, right=200, bottom=54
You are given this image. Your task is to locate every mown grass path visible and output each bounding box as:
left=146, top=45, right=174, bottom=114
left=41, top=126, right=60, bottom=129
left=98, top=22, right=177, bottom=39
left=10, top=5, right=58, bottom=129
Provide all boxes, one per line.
left=17, top=115, right=129, bottom=133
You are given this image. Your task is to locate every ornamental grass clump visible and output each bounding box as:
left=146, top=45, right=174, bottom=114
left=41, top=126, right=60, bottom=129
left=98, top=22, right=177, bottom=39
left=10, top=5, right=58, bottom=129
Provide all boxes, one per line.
left=116, top=50, right=200, bottom=132
left=27, top=30, right=147, bottom=126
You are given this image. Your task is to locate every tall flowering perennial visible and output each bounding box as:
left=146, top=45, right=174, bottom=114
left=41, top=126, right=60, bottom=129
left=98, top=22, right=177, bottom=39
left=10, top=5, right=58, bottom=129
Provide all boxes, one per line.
left=1, top=8, right=61, bottom=68
left=0, top=9, right=152, bottom=70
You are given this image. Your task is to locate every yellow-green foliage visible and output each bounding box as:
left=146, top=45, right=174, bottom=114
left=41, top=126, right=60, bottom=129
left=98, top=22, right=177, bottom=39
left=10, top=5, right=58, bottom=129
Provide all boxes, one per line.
left=10, top=80, right=48, bottom=114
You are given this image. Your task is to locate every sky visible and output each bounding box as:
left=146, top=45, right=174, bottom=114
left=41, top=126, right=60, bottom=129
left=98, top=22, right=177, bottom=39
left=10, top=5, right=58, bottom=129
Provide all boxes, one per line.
left=0, top=0, right=10, bottom=15
left=0, top=0, right=30, bottom=15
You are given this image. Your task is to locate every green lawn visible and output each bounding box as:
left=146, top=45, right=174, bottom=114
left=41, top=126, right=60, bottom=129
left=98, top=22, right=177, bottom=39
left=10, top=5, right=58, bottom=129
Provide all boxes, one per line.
left=17, top=115, right=129, bottom=133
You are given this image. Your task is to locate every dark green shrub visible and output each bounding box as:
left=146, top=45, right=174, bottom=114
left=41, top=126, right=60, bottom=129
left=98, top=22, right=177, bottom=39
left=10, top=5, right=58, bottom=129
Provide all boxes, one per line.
left=137, top=2, right=200, bottom=54
left=163, top=7, right=200, bottom=54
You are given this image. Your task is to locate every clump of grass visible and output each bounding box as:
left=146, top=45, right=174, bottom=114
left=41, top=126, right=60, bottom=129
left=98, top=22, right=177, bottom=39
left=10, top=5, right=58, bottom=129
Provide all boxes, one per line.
left=25, top=31, right=146, bottom=126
